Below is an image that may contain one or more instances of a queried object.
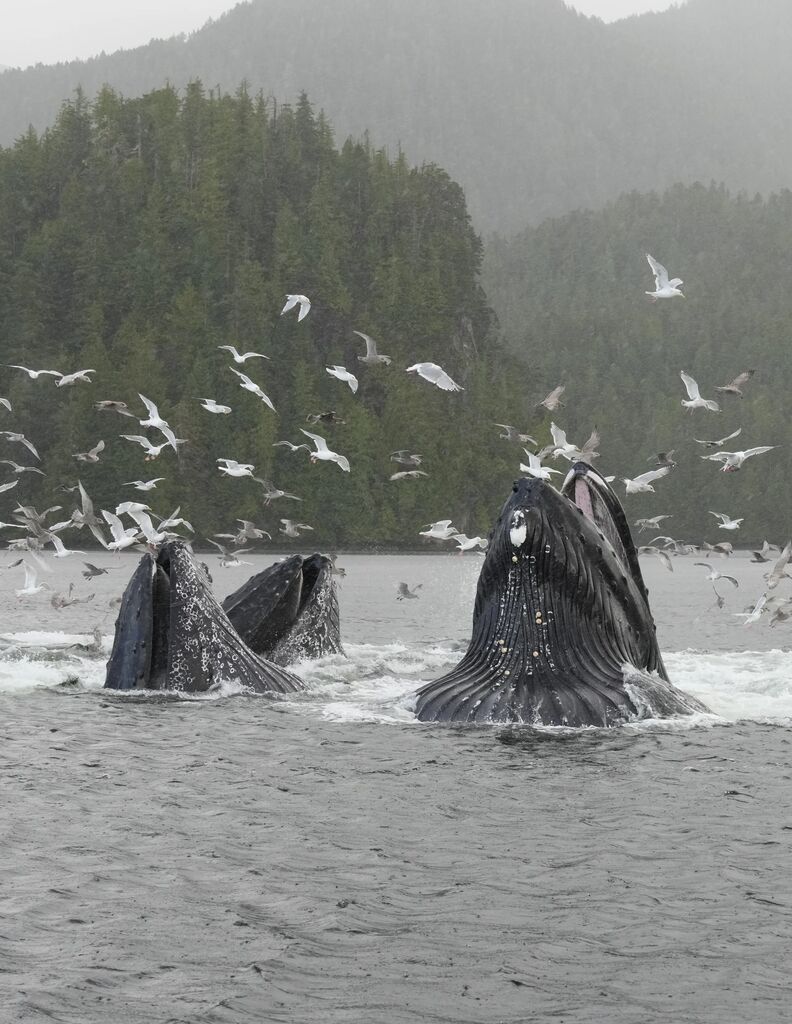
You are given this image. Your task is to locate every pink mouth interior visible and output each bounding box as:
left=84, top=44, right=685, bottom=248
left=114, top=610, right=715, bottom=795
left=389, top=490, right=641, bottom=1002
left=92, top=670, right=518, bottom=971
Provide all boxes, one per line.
left=574, top=477, right=595, bottom=522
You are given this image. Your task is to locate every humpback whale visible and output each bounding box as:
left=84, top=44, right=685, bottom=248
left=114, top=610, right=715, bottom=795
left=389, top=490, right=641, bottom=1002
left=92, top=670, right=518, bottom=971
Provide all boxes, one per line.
left=104, top=541, right=302, bottom=694
left=222, top=553, right=342, bottom=665
left=415, top=464, right=707, bottom=726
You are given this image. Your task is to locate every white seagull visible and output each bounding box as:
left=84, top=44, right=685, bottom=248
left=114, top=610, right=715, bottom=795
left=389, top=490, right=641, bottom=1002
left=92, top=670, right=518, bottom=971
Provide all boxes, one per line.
left=0, top=460, right=44, bottom=476
left=15, top=560, right=51, bottom=597
left=56, top=369, right=96, bottom=387
left=622, top=467, right=670, bottom=494
left=120, top=435, right=182, bottom=460
left=326, top=365, right=359, bottom=393
left=138, top=394, right=180, bottom=451
left=519, top=450, right=561, bottom=480
left=708, top=511, right=744, bottom=531
left=7, top=365, right=62, bottom=380
left=217, top=458, right=255, bottom=478
left=451, top=534, right=488, bottom=552
left=406, top=363, right=463, bottom=392
left=646, top=254, right=684, bottom=300
left=700, top=447, right=776, bottom=472
left=124, top=478, right=165, bottom=491
left=396, top=582, right=422, bottom=600
left=299, top=429, right=350, bottom=472
left=228, top=367, right=276, bottom=411
left=680, top=371, right=720, bottom=412
left=694, top=563, right=739, bottom=587
left=354, top=331, right=392, bottom=366
left=73, top=440, right=105, bottom=463
left=281, top=294, right=311, bottom=322
left=694, top=428, right=742, bottom=449
left=279, top=520, right=314, bottom=538
left=198, top=398, right=232, bottom=415
left=0, top=431, right=40, bottom=460
left=419, top=520, right=457, bottom=541
left=217, top=345, right=270, bottom=364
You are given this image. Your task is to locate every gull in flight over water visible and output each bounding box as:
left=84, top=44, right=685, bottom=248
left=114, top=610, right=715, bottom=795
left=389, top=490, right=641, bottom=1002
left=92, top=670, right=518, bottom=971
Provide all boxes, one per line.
left=406, top=363, right=463, bottom=392
left=279, top=519, right=314, bottom=538
left=390, top=470, right=428, bottom=481
left=694, top=427, right=741, bottom=449
left=281, top=294, right=311, bottom=322
left=680, top=371, right=720, bottom=412
left=326, top=365, right=359, bottom=393
left=95, top=400, right=135, bottom=417
left=708, top=511, right=743, bottom=531
left=695, top=563, right=739, bottom=588
left=228, top=367, right=276, bottom=411
left=15, top=560, right=51, bottom=597
left=124, top=478, right=165, bottom=491
left=622, top=467, right=670, bottom=494
left=419, top=520, right=457, bottom=541
left=0, top=431, right=40, bottom=460
left=198, top=398, right=232, bottom=415
left=645, top=254, right=684, bottom=300
left=700, top=446, right=776, bottom=472
left=634, top=514, right=672, bottom=532
left=0, top=460, right=44, bottom=476
left=396, top=582, right=422, bottom=600
left=300, top=429, right=350, bottom=472
left=538, top=385, right=565, bottom=411
left=519, top=450, right=561, bottom=481
left=273, top=440, right=311, bottom=453
left=120, top=435, right=182, bottom=461
left=495, top=424, right=537, bottom=445
left=138, top=394, right=180, bottom=452
left=451, top=534, right=488, bottom=553
left=217, top=345, right=270, bottom=364
left=354, top=331, right=392, bottom=366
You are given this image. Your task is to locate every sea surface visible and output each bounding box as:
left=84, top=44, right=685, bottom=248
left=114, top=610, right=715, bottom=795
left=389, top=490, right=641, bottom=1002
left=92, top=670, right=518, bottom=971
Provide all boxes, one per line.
left=2, top=551, right=791, bottom=1024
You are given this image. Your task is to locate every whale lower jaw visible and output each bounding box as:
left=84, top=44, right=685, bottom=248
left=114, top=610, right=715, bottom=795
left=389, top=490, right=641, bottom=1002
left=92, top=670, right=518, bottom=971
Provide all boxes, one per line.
left=414, top=657, right=704, bottom=727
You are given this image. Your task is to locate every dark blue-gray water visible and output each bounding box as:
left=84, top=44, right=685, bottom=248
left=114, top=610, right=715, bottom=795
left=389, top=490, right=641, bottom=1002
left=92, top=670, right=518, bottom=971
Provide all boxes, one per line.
left=2, top=553, right=791, bottom=1023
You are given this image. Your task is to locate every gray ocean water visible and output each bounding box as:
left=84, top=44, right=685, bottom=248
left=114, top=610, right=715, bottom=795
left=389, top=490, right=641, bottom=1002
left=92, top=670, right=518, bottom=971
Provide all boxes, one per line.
left=2, top=551, right=792, bottom=1024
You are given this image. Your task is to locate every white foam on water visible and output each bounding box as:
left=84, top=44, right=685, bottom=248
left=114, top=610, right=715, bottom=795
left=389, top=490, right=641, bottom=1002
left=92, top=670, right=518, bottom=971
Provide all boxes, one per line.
left=1, top=634, right=791, bottom=729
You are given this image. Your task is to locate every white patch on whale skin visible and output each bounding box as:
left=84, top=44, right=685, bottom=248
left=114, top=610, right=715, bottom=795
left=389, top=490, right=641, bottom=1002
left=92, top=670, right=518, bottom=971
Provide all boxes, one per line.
left=509, top=510, right=527, bottom=548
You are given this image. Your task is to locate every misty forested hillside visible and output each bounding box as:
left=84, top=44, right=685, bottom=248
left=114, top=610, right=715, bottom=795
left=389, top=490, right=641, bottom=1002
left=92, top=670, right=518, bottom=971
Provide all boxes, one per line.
left=1, top=0, right=791, bottom=232
left=0, top=85, right=536, bottom=545
left=484, top=182, right=792, bottom=542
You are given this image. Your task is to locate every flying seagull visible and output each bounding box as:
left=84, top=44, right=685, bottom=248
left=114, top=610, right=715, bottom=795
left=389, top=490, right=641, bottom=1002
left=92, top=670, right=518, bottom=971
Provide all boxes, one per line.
left=281, top=294, right=311, bottom=322
left=0, top=431, right=40, bottom=460
left=708, top=511, right=743, bottom=531
left=7, top=365, right=62, bottom=380
left=406, top=363, right=463, bottom=392
left=198, top=398, right=232, bottom=415
left=217, top=345, right=270, bottom=364
left=95, top=400, right=135, bottom=417
left=396, top=582, right=422, bottom=600
left=694, top=427, right=742, bottom=449
left=700, top=446, right=776, bottom=472
left=326, top=365, right=359, bottom=393
left=714, top=370, right=754, bottom=398
left=73, top=440, right=105, bottom=463
left=622, top=467, right=670, bottom=494
left=645, top=254, right=684, bottom=300
left=299, top=429, right=350, bottom=472
left=354, top=330, right=392, bottom=366
left=55, top=369, right=96, bottom=387
left=228, top=367, right=276, bottom=412
left=538, top=385, right=565, bottom=411
left=680, top=371, right=720, bottom=412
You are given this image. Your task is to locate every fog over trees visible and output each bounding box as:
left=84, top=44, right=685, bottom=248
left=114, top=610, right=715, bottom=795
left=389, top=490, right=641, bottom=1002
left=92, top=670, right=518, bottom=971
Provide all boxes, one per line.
left=1, top=0, right=791, bottom=232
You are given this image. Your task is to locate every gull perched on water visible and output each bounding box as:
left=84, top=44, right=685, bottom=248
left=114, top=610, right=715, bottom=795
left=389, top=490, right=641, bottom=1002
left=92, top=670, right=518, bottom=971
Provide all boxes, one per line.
left=680, top=372, right=720, bottom=412
left=700, top=446, right=776, bottom=472
left=419, top=520, right=457, bottom=541
left=708, top=511, right=743, bottom=531
left=538, top=385, right=565, bottom=411
left=390, top=470, right=429, bottom=481
left=694, top=427, right=741, bottom=449
left=645, top=254, right=684, bottom=300
left=124, top=477, right=165, bottom=491
left=0, top=460, right=44, bottom=476
left=0, top=432, right=40, bottom=460
left=495, top=424, right=537, bottom=445
left=95, top=399, right=135, bottom=417
left=56, top=369, right=96, bottom=388
left=198, top=398, right=232, bottom=415
left=326, top=365, right=359, bottom=393
left=622, top=466, right=670, bottom=494
left=281, top=294, right=311, bottom=321
left=354, top=331, right=392, bottom=366
left=217, top=345, right=270, bottom=364
left=396, top=582, right=422, bottom=600
left=519, top=450, right=561, bottom=481
left=695, top=563, right=739, bottom=588
left=138, top=394, right=180, bottom=452
left=406, top=363, right=463, bottom=392
left=279, top=519, right=314, bottom=538
left=7, top=365, right=62, bottom=380
left=714, top=370, right=754, bottom=398
left=228, top=367, right=276, bottom=411
left=73, top=440, right=105, bottom=463
left=299, top=429, right=350, bottom=472
left=217, top=458, right=255, bottom=479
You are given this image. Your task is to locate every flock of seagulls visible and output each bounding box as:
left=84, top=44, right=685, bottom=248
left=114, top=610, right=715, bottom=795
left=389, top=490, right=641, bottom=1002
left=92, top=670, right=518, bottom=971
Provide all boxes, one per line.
left=1, top=253, right=786, bottom=630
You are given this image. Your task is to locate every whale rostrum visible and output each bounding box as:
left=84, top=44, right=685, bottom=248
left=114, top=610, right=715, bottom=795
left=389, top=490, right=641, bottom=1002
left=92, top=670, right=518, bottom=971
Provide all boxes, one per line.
left=415, top=465, right=707, bottom=726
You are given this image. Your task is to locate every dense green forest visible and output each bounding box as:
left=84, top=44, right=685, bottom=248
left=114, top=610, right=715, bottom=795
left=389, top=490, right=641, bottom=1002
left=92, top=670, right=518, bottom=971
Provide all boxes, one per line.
left=0, top=84, right=538, bottom=548
left=1, top=0, right=792, bottom=232
left=484, top=182, right=792, bottom=544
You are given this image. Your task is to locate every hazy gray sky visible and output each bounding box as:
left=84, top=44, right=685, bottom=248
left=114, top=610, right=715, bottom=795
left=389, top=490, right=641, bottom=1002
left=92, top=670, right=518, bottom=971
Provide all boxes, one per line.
left=4, top=0, right=677, bottom=70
